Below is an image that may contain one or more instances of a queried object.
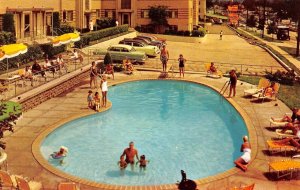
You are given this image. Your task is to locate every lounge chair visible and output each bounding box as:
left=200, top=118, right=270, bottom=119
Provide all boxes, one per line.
left=15, top=176, right=30, bottom=190
left=0, top=170, right=14, bottom=190
left=252, top=82, right=280, bottom=102
left=204, top=63, right=222, bottom=78
left=58, top=182, right=79, bottom=190
left=244, top=78, right=270, bottom=96
left=230, top=184, right=255, bottom=190
left=267, top=140, right=297, bottom=156
left=269, top=118, right=289, bottom=128
left=275, top=129, right=295, bottom=138
left=269, top=159, right=300, bottom=179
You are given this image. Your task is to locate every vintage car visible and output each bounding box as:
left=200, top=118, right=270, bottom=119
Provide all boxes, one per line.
left=93, top=44, right=147, bottom=63
left=119, top=39, right=160, bottom=57
left=132, top=37, right=164, bottom=49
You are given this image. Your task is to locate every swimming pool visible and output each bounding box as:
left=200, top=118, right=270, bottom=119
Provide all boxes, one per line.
left=40, top=80, right=248, bottom=186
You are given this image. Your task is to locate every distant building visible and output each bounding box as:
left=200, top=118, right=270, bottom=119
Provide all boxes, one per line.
left=0, top=0, right=206, bottom=40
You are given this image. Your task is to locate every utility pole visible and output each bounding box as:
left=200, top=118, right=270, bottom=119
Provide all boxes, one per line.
left=261, top=0, right=266, bottom=38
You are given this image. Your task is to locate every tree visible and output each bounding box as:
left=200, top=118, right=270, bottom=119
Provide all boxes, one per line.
left=267, top=21, right=276, bottom=39
left=247, top=15, right=257, bottom=28
left=243, top=0, right=256, bottom=30
left=206, top=0, right=214, bottom=9
left=271, top=0, right=300, bottom=56
left=104, top=52, right=112, bottom=65
left=148, top=5, right=169, bottom=33
left=2, top=13, right=15, bottom=33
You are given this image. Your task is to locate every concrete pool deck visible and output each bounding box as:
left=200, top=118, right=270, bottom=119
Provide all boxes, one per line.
left=3, top=71, right=300, bottom=190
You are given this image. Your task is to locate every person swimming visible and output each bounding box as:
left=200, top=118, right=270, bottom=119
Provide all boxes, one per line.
left=136, top=155, right=149, bottom=171
left=118, top=155, right=128, bottom=170
left=51, top=146, right=68, bottom=165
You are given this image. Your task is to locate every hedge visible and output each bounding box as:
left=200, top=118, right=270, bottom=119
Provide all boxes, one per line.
left=0, top=32, right=16, bottom=45
left=39, top=44, right=66, bottom=58
left=75, top=25, right=129, bottom=48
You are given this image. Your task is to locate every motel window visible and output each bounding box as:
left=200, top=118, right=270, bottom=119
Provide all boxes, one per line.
left=168, top=10, right=178, bottom=18
left=112, top=11, right=116, bottom=19
left=67, top=11, right=73, bottom=21
left=104, top=10, right=108, bottom=17
left=63, top=11, right=67, bottom=22
left=96, top=9, right=101, bottom=18
left=121, top=0, right=131, bottom=9
left=141, top=10, right=149, bottom=18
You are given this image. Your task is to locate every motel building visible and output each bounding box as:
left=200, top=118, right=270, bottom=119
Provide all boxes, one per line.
left=0, top=0, right=206, bottom=42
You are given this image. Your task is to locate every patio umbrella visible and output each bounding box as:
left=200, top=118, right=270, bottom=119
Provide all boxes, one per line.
left=0, top=43, right=28, bottom=74
left=52, top=33, right=80, bottom=47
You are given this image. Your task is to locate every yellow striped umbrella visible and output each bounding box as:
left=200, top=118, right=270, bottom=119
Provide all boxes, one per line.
left=52, top=33, right=80, bottom=47
left=0, top=43, right=28, bottom=61
left=0, top=43, right=28, bottom=74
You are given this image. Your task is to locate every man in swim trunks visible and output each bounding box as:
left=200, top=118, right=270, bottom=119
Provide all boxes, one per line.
left=121, top=142, right=139, bottom=167
left=160, top=45, right=169, bottom=72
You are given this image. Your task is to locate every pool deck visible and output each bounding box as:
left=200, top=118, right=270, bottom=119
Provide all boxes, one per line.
left=3, top=71, right=300, bottom=190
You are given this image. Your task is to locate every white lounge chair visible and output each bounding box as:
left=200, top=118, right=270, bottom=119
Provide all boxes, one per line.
left=244, top=78, right=270, bottom=96
left=276, top=129, right=296, bottom=138
left=253, top=82, right=280, bottom=102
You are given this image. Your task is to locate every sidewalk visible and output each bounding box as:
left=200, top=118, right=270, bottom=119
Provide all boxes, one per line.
left=239, top=28, right=300, bottom=72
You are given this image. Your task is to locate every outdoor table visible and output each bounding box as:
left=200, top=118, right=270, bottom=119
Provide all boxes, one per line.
left=0, top=75, right=21, bottom=96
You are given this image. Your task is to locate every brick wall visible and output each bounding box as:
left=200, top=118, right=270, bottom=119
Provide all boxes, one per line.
left=20, top=70, right=89, bottom=111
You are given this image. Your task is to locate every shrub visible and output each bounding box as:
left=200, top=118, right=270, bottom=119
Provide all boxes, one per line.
left=184, top=31, right=190, bottom=36
left=191, top=30, right=201, bottom=37
left=39, top=44, right=66, bottom=59
left=55, top=25, right=75, bottom=35
left=135, top=26, right=142, bottom=32
left=103, top=52, right=112, bottom=65
left=74, top=36, right=90, bottom=48
left=0, top=32, right=16, bottom=45
left=2, top=13, right=15, bottom=33
left=96, top=18, right=116, bottom=29
left=176, top=30, right=184, bottom=36
left=266, top=70, right=296, bottom=86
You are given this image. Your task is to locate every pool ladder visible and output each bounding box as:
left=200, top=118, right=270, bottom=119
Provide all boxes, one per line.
left=220, top=81, right=230, bottom=96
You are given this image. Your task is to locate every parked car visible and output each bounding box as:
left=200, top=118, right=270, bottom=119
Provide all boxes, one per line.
left=119, top=39, right=160, bottom=57
left=137, top=35, right=166, bottom=44
left=93, top=44, right=147, bottom=63
left=133, top=37, right=164, bottom=49
left=277, top=26, right=290, bottom=40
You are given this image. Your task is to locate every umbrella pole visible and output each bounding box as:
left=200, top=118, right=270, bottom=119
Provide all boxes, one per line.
left=6, top=58, right=8, bottom=76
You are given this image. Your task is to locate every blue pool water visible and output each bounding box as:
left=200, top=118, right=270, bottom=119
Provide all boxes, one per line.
left=41, top=80, right=248, bottom=185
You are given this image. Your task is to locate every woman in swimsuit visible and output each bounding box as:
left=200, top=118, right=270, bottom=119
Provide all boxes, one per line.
left=234, top=136, right=251, bottom=172
left=90, top=62, right=98, bottom=89
left=160, top=45, right=169, bottom=72
left=228, top=69, right=237, bottom=98
left=178, top=54, right=186, bottom=78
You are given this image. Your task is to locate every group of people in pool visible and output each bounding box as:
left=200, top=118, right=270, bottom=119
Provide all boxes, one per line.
left=118, top=141, right=149, bottom=172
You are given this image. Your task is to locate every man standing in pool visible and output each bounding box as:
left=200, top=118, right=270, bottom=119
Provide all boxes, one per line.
left=121, top=142, right=139, bottom=170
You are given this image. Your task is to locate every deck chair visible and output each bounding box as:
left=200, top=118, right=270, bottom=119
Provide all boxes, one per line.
left=269, top=118, right=289, bottom=127
left=230, top=184, right=255, bottom=190
left=267, top=140, right=297, bottom=156
left=244, top=78, right=270, bottom=96
left=123, top=59, right=134, bottom=75
left=204, top=63, right=222, bottom=78
left=252, top=82, right=280, bottom=102
left=275, top=129, right=296, bottom=138
left=15, top=176, right=30, bottom=190
left=269, top=159, right=300, bottom=179
left=58, top=182, right=79, bottom=190
left=0, top=83, right=9, bottom=100
left=0, top=170, right=14, bottom=190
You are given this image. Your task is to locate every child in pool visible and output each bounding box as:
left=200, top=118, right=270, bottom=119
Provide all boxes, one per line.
left=87, top=90, right=94, bottom=108
left=136, top=155, right=149, bottom=171
left=118, top=156, right=127, bottom=170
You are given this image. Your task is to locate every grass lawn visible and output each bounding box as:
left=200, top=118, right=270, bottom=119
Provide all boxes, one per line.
left=239, top=75, right=300, bottom=109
